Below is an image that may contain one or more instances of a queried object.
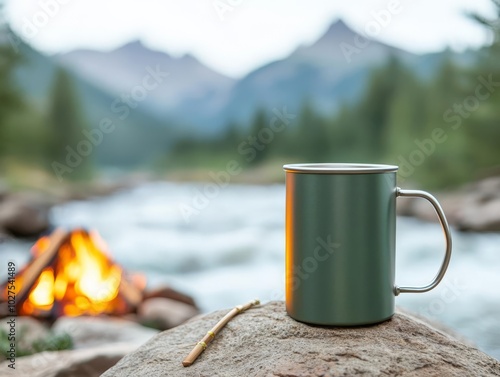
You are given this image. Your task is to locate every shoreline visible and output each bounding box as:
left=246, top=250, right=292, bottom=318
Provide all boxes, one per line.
left=2, top=169, right=500, bottom=239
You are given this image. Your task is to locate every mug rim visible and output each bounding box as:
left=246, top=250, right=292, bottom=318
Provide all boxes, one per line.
left=283, top=163, right=398, bottom=174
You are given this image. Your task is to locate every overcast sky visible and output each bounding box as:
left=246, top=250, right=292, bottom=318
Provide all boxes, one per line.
left=5, top=0, right=497, bottom=78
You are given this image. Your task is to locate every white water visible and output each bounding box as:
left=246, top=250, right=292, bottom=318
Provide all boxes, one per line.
left=2, top=182, right=499, bottom=360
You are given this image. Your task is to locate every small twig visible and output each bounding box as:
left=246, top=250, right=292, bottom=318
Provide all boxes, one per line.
left=182, top=299, right=260, bottom=367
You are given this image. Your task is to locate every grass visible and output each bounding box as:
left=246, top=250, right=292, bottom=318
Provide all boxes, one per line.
left=0, top=327, right=73, bottom=359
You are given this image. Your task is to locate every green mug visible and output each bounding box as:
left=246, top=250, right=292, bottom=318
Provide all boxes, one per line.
left=283, top=163, right=452, bottom=326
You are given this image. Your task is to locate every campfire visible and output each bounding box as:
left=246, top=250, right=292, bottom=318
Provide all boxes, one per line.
left=1, top=228, right=146, bottom=319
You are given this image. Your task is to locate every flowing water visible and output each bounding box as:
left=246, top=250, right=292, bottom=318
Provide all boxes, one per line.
left=2, top=182, right=499, bottom=360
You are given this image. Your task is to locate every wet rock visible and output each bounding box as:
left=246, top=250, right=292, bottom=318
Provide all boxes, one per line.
left=103, top=301, right=500, bottom=377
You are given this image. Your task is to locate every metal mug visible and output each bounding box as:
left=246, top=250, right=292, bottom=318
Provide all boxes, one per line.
left=283, top=163, right=452, bottom=326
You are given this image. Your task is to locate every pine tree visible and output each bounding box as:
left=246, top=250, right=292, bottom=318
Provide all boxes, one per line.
left=357, top=56, right=404, bottom=159
left=0, top=1, right=23, bottom=159
left=295, top=101, right=330, bottom=161
left=464, top=1, right=500, bottom=178
left=246, top=109, right=268, bottom=166
left=47, top=68, right=92, bottom=179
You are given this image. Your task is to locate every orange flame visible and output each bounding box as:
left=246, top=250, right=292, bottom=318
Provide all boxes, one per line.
left=8, top=229, right=144, bottom=317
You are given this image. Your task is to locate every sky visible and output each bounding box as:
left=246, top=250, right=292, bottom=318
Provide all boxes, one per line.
left=5, top=0, right=497, bottom=78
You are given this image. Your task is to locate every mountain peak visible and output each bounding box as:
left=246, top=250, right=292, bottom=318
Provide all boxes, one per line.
left=325, top=19, right=353, bottom=35
left=112, top=39, right=173, bottom=60
left=319, top=19, right=358, bottom=43
left=291, top=18, right=359, bottom=60
left=122, top=39, right=144, bottom=48
left=115, top=39, right=148, bottom=53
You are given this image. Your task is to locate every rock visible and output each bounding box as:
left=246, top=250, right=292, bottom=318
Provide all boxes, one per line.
left=454, top=177, right=500, bottom=232
left=414, top=192, right=464, bottom=225
left=0, top=317, right=49, bottom=361
left=0, top=194, right=51, bottom=237
left=144, top=285, right=198, bottom=308
left=457, top=198, right=500, bottom=232
left=0, top=342, right=136, bottom=377
left=399, top=176, right=500, bottom=232
left=0, top=185, right=8, bottom=202
left=0, top=232, right=8, bottom=243
left=138, top=297, right=199, bottom=330
left=103, top=301, right=500, bottom=377
left=52, top=316, right=159, bottom=349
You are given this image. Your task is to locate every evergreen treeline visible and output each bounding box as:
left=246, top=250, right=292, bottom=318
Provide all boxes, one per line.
left=168, top=17, right=500, bottom=189
left=1, top=1, right=500, bottom=189
left=0, top=1, right=91, bottom=182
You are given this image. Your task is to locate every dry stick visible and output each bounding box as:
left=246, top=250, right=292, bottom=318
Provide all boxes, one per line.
left=14, top=228, right=70, bottom=313
left=182, top=299, right=260, bottom=367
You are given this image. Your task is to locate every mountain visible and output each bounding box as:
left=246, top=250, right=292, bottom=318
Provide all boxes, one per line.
left=215, top=20, right=415, bottom=127
left=54, top=20, right=473, bottom=136
left=14, top=42, right=176, bottom=167
left=215, top=20, right=477, bottom=128
left=55, top=41, right=236, bottom=134
left=11, top=19, right=477, bottom=168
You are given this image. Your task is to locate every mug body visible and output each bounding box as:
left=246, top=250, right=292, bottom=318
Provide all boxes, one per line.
left=284, top=163, right=398, bottom=326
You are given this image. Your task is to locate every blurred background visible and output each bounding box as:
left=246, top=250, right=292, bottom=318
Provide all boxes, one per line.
left=0, top=0, right=499, bottom=364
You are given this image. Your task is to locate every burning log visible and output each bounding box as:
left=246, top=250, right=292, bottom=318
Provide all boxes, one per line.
left=1, top=228, right=146, bottom=320
left=13, top=228, right=70, bottom=314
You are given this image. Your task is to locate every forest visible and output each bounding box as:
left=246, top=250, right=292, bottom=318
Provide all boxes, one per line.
left=167, top=47, right=500, bottom=189
left=1, top=4, right=500, bottom=190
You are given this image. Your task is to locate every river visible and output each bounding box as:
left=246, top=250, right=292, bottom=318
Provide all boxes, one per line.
left=2, top=182, right=499, bottom=360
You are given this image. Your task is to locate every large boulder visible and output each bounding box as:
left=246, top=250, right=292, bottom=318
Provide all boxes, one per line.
left=102, top=301, right=500, bottom=377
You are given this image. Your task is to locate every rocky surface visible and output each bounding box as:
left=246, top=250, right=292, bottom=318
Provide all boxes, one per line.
left=0, top=317, right=50, bottom=360
left=102, top=301, right=500, bottom=377
left=52, top=316, right=159, bottom=349
left=0, top=342, right=136, bottom=377
left=0, top=316, right=159, bottom=376
left=0, top=287, right=197, bottom=374
left=397, top=176, right=500, bottom=232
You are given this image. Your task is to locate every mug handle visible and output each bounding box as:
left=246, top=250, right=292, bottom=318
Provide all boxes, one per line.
left=394, top=187, right=452, bottom=296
